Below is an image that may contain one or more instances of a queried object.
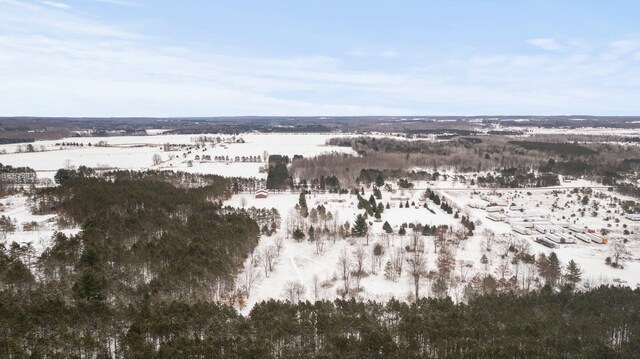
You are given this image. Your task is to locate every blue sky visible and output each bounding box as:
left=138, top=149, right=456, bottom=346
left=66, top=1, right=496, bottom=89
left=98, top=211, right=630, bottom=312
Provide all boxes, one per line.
left=1, top=0, right=640, bottom=116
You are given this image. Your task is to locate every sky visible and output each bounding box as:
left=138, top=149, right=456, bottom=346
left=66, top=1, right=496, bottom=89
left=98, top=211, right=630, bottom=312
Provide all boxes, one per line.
left=1, top=0, right=640, bottom=117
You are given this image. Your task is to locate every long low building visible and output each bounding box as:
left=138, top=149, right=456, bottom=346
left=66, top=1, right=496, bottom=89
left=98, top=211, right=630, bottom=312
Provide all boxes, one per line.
left=626, top=213, right=640, bottom=221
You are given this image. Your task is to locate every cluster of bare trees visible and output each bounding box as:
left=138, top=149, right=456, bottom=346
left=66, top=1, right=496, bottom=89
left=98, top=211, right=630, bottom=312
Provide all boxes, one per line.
left=292, top=134, right=640, bottom=188
left=240, top=237, right=286, bottom=300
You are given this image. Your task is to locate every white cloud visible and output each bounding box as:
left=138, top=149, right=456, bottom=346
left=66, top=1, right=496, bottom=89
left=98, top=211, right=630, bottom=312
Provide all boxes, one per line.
left=1, top=3, right=640, bottom=116
left=39, top=0, right=70, bottom=9
left=528, top=38, right=562, bottom=51
left=0, top=0, right=41, bottom=10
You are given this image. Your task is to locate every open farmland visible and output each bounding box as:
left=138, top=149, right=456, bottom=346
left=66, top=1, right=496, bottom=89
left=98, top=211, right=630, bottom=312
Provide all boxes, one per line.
left=2, top=131, right=639, bottom=312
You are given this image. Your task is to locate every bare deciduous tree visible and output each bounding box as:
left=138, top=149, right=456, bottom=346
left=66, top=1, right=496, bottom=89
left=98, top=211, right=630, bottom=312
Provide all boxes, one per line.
left=274, top=237, right=284, bottom=256
left=241, top=263, right=262, bottom=299
left=315, top=235, right=327, bottom=255
left=611, top=241, right=631, bottom=267
left=353, top=245, right=367, bottom=291
left=261, top=246, right=277, bottom=277
left=389, top=247, right=405, bottom=281
left=152, top=153, right=162, bottom=166
left=283, top=281, right=305, bottom=303
left=312, top=274, right=321, bottom=300
left=240, top=196, right=247, bottom=208
left=406, top=242, right=428, bottom=299
left=337, top=247, right=352, bottom=297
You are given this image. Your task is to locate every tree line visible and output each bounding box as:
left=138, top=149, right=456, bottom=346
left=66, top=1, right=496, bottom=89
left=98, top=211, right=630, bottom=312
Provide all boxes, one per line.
left=0, top=286, right=637, bottom=357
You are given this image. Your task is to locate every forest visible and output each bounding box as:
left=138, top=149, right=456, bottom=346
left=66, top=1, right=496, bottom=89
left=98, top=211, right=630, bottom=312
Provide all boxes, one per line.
left=0, top=285, right=637, bottom=358
left=289, top=136, right=640, bottom=190
left=27, top=169, right=261, bottom=305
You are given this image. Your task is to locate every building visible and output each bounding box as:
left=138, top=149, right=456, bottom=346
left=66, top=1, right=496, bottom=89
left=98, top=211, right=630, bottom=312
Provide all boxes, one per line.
left=626, top=213, right=640, bottom=221
left=255, top=189, right=269, bottom=199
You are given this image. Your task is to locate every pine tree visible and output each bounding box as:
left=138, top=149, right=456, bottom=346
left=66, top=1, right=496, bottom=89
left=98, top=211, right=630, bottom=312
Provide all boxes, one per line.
left=480, top=254, right=489, bottom=270
left=382, top=221, right=393, bottom=234
left=292, top=228, right=305, bottom=241
left=308, top=226, right=315, bottom=241
left=369, top=195, right=377, bottom=208
left=547, top=252, right=562, bottom=287
left=351, top=214, right=368, bottom=237
left=299, top=192, right=308, bottom=217
left=564, top=260, right=582, bottom=289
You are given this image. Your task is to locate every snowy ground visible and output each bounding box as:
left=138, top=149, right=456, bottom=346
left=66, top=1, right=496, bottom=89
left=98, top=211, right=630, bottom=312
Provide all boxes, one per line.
left=225, top=187, right=465, bottom=313
left=0, top=133, right=355, bottom=180
left=1, top=132, right=639, bottom=312
left=0, top=195, right=80, bottom=255
left=229, top=177, right=640, bottom=313
left=443, top=186, right=640, bottom=288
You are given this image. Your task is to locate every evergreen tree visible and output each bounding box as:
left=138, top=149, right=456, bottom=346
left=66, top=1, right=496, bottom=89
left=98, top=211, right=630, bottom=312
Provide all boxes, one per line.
left=351, top=214, right=368, bottom=237
left=299, top=192, right=309, bottom=217
left=547, top=252, right=562, bottom=287
left=368, top=195, right=377, bottom=208
left=292, top=228, right=306, bottom=241
left=382, top=221, right=393, bottom=234
left=308, top=226, right=315, bottom=241
left=564, top=260, right=582, bottom=289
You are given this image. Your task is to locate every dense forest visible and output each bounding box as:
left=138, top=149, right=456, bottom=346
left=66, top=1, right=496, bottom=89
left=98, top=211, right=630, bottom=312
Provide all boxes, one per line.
left=0, top=285, right=637, bottom=357
left=28, top=169, right=261, bottom=305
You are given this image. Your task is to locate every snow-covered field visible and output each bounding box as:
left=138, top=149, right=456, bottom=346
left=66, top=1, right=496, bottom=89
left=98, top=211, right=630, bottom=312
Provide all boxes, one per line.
left=1, top=132, right=639, bottom=312
left=0, top=133, right=355, bottom=179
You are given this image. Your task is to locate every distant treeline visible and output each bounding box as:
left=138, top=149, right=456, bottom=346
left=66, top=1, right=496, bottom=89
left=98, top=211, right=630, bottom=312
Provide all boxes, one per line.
left=299, top=136, right=639, bottom=188
left=507, top=140, right=597, bottom=156
left=0, top=138, right=34, bottom=144
left=0, top=286, right=637, bottom=358
left=0, top=163, right=36, bottom=174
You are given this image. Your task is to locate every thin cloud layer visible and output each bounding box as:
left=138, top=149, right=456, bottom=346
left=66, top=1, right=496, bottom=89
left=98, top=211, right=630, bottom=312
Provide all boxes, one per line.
left=1, top=1, right=639, bottom=116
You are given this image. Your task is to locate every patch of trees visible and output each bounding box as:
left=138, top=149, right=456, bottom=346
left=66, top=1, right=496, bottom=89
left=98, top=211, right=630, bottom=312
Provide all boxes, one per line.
left=0, top=163, right=36, bottom=174
left=616, top=183, right=640, bottom=200
left=508, top=140, right=597, bottom=156
left=460, top=215, right=475, bottom=235
left=477, top=168, right=559, bottom=188
left=356, top=168, right=385, bottom=186
left=266, top=155, right=291, bottom=190
left=223, top=206, right=281, bottom=236
left=33, top=172, right=260, bottom=304
left=296, top=135, right=640, bottom=187
left=0, top=163, right=38, bottom=194
left=1, top=286, right=638, bottom=357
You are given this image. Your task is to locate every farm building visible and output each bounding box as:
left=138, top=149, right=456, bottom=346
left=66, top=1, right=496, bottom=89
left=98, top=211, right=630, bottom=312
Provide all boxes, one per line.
left=626, top=213, right=640, bottom=221
left=487, top=213, right=504, bottom=222
left=255, top=189, right=269, bottom=199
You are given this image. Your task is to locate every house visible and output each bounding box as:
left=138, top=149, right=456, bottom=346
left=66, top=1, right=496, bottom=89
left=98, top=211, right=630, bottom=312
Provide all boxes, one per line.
left=255, top=189, right=269, bottom=199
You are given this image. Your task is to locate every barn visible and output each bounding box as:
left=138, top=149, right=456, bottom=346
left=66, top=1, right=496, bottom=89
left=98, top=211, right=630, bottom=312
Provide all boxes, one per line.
left=255, top=189, right=269, bottom=199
